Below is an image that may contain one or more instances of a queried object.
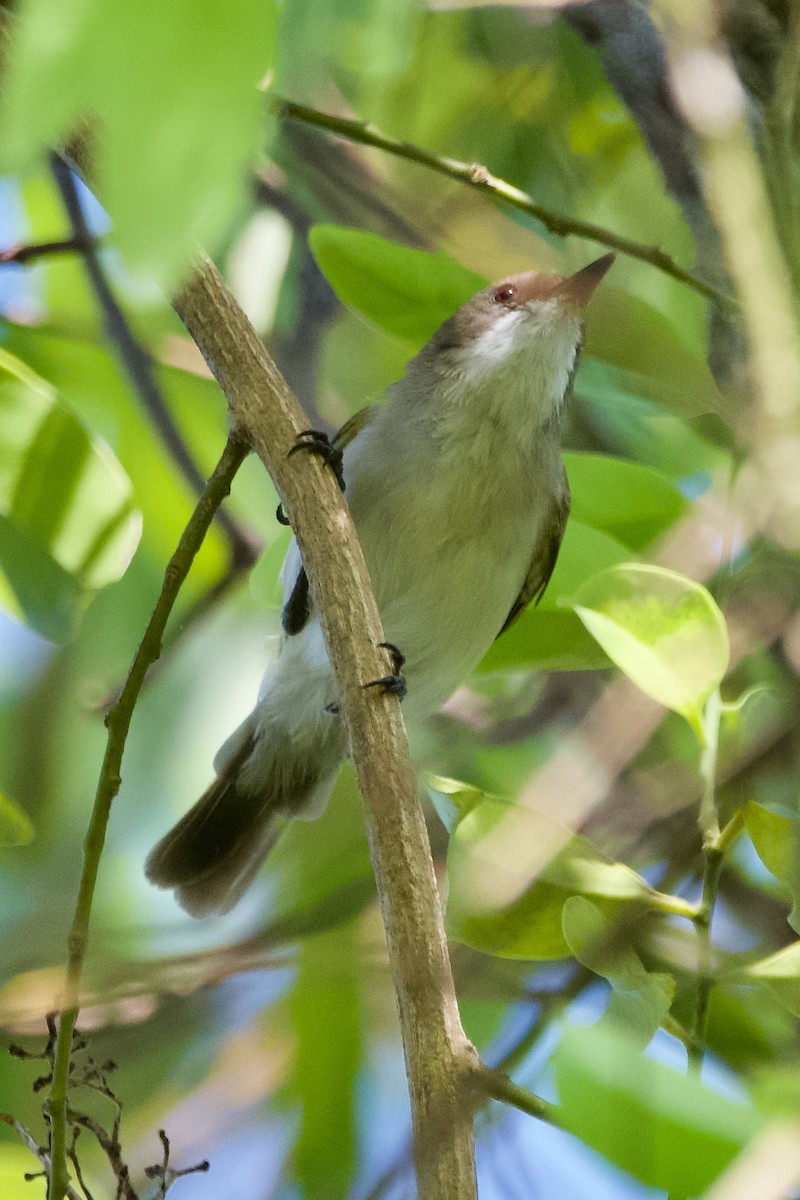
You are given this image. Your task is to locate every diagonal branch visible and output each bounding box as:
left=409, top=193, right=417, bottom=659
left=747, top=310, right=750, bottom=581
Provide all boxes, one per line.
left=49, top=152, right=258, bottom=571
left=174, top=259, right=480, bottom=1200
left=275, top=97, right=736, bottom=311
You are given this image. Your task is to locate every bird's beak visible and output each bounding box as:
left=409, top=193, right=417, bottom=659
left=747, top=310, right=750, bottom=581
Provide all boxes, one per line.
left=558, top=253, right=615, bottom=309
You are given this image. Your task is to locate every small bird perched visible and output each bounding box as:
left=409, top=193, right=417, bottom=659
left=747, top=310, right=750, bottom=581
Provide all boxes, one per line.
left=147, top=253, right=614, bottom=916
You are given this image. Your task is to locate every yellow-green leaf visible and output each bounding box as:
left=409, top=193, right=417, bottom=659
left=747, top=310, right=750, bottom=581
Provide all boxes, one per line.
left=571, top=563, right=729, bottom=729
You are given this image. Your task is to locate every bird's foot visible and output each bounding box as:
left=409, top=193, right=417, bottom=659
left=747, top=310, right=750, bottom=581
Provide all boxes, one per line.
left=277, top=430, right=346, bottom=526
left=288, top=429, right=345, bottom=489
left=363, top=643, right=407, bottom=701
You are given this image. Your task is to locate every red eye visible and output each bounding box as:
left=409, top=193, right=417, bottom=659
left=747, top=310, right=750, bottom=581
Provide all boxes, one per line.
left=493, top=284, right=517, bottom=305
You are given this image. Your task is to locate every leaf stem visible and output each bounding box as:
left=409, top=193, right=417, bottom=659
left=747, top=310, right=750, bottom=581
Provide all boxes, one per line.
left=46, top=435, right=248, bottom=1200
left=689, top=690, right=724, bottom=1068
left=481, top=1068, right=560, bottom=1127
left=275, top=97, right=737, bottom=311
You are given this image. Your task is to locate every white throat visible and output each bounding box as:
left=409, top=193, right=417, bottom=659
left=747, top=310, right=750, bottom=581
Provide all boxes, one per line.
left=437, top=300, right=581, bottom=440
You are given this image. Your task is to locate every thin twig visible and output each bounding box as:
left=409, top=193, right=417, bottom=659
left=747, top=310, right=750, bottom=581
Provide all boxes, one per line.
left=481, top=1069, right=559, bottom=1126
left=275, top=97, right=737, bottom=311
left=49, top=152, right=258, bottom=570
left=47, top=436, right=248, bottom=1200
left=690, top=692, right=724, bottom=1068
left=0, top=237, right=91, bottom=265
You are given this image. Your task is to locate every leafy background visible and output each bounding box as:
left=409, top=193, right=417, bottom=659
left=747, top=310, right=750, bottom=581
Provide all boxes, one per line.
left=1, top=1, right=800, bottom=1198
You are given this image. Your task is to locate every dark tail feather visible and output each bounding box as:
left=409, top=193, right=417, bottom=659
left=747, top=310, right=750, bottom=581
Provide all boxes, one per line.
left=145, top=738, right=278, bottom=916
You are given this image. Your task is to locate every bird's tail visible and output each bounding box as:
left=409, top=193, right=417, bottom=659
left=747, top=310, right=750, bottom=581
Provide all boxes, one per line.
left=146, top=709, right=345, bottom=917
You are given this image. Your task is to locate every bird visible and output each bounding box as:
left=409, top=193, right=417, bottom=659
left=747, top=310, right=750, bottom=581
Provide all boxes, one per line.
left=146, top=252, right=615, bottom=916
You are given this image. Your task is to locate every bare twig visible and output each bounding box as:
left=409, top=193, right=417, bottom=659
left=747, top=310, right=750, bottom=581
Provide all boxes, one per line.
left=275, top=97, right=736, bottom=311
left=174, top=259, right=480, bottom=1199
left=47, top=436, right=248, bottom=1200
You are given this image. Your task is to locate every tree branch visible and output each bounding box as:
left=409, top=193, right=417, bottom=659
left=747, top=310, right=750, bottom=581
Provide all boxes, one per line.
left=275, top=97, right=736, bottom=311
left=174, top=259, right=480, bottom=1199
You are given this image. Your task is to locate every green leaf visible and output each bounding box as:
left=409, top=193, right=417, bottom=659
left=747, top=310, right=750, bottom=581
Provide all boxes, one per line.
left=480, top=521, right=634, bottom=674
left=564, top=452, right=688, bottom=550
left=571, top=563, right=730, bottom=730
left=744, top=942, right=800, bottom=1017
left=1, top=0, right=276, bottom=294
left=445, top=784, right=653, bottom=959
left=309, top=225, right=486, bottom=345
left=584, top=286, right=723, bottom=420
left=0, top=793, right=35, bottom=847
left=0, top=352, right=140, bottom=640
left=743, top=801, right=800, bottom=932
left=1, top=321, right=233, bottom=579
left=562, top=897, right=674, bottom=1050
left=576, top=357, right=730, bottom=478
left=426, top=773, right=487, bottom=833
left=554, top=1023, right=765, bottom=1195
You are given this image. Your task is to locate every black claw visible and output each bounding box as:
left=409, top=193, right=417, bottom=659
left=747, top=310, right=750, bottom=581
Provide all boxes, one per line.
left=276, top=502, right=291, bottom=526
left=379, top=642, right=406, bottom=674
left=325, top=702, right=340, bottom=715
left=288, top=429, right=346, bottom=492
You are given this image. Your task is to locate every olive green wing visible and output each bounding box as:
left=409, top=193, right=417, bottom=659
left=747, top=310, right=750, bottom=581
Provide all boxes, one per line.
left=332, top=404, right=377, bottom=451
left=282, top=406, right=377, bottom=636
left=498, top=463, right=571, bottom=637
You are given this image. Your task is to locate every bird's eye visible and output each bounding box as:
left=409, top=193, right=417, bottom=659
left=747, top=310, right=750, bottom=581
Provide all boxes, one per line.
left=493, top=285, right=517, bottom=305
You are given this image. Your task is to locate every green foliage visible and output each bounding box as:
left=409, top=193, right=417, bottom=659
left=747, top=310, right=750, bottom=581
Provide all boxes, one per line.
left=1, top=2, right=799, bottom=1198
left=572, top=564, right=730, bottom=734
left=743, top=800, right=800, bottom=931
left=554, top=1023, right=765, bottom=1196
left=0, top=347, right=139, bottom=640
left=433, top=776, right=656, bottom=959
left=309, top=224, right=486, bottom=345
left=0, top=793, right=35, bottom=847
left=562, top=897, right=674, bottom=1050
left=1, top=0, right=277, bottom=293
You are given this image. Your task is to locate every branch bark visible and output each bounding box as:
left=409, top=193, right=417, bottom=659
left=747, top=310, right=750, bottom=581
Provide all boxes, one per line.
left=174, top=260, right=480, bottom=1199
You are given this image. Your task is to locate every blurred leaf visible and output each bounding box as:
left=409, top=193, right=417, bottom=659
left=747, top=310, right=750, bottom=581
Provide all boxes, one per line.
left=445, top=783, right=653, bottom=959
left=1, top=321, right=235, bottom=578
left=743, top=801, right=800, bottom=932
left=427, top=773, right=486, bottom=833
left=309, top=225, right=486, bottom=344
left=290, top=926, right=362, bottom=1200
left=0, top=351, right=140, bottom=640
left=564, top=452, right=688, bottom=550
left=576, top=357, right=729, bottom=478
left=480, top=521, right=632, bottom=673
left=0, top=793, right=35, bottom=847
left=744, top=942, right=800, bottom=1016
left=479, top=608, right=612, bottom=672
left=571, top=564, right=730, bottom=731
left=0, top=0, right=276, bottom=294
left=562, top=897, right=674, bottom=1049
left=584, top=286, right=723, bottom=419
left=554, top=1023, right=764, bottom=1194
